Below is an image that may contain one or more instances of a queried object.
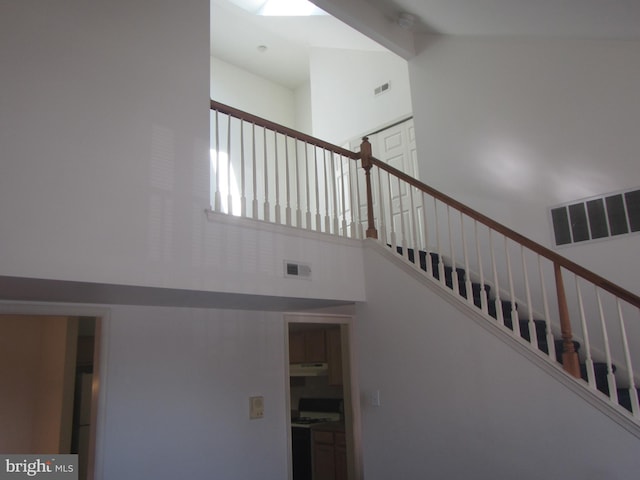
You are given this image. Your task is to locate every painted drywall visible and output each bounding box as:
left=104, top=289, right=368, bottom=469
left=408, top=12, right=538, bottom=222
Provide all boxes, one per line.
left=408, top=37, right=640, bottom=293
left=309, top=47, right=412, bottom=145
left=0, top=0, right=365, bottom=303
left=211, top=56, right=296, bottom=128
left=99, top=305, right=288, bottom=480
left=294, top=81, right=313, bottom=135
left=356, top=244, right=640, bottom=479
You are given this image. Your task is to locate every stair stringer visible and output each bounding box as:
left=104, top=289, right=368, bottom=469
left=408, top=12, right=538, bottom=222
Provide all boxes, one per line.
left=366, top=239, right=640, bottom=438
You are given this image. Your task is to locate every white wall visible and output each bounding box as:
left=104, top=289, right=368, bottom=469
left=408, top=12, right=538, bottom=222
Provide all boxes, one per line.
left=100, top=305, right=288, bottom=480
left=294, top=81, right=313, bottom=135
left=408, top=37, right=640, bottom=292
left=211, top=56, right=297, bottom=128
left=356, top=244, right=640, bottom=479
left=309, top=48, right=412, bottom=145
left=0, top=0, right=365, bottom=304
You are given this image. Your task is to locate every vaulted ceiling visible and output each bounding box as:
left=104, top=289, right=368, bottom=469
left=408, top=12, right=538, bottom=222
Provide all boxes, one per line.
left=211, top=0, right=640, bottom=89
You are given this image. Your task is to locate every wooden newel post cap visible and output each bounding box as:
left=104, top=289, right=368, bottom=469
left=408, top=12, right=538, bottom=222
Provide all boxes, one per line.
left=360, top=137, right=372, bottom=167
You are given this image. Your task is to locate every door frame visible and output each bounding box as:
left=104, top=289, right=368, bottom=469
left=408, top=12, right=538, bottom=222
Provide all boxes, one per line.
left=284, top=312, right=363, bottom=480
left=0, top=301, right=110, bottom=480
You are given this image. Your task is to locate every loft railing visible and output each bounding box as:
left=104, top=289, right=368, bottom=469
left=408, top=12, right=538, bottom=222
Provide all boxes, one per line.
left=210, top=99, right=640, bottom=420
left=210, top=100, right=363, bottom=237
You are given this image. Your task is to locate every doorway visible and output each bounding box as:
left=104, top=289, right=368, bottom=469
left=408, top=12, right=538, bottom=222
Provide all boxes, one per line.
left=0, top=314, right=101, bottom=480
left=285, top=314, right=359, bottom=480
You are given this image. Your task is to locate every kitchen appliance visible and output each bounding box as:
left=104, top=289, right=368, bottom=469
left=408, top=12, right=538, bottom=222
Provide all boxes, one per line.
left=291, top=398, right=343, bottom=480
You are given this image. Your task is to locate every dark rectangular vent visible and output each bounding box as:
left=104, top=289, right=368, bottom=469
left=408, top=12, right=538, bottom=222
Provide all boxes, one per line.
left=550, top=187, right=640, bottom=246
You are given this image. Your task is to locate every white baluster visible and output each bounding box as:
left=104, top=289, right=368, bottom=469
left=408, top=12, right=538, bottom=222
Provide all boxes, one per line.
left=294, top=139, right=302, bottom=228
left=240, top=120, right=247, bottom=217
left=314, top=147, right=321, bottom=231
left=575, top=278, right=595, bottom=389
left=274, top=131, right=281, bottom=224
left=409, top=186, right=419, bottom=267
left=447, top=206, right=459, bottom=295
left=251, top=123, right=258, bottom=219
left=538, top=256, right=556, bottom=361
left=340, top=155, right=348, bottom=236
left=213, top=110, right=221, bottom=212
left=329, top=151, right=338, bottom=234
left=460, top=213, right=473, bottom=305
left=596, top=288, right=617, bottom=403
left=323, top=150, right=331, bottom=233
left=376, top=168, right=386, bottom=244
left=284, top=134, right=292, bottom=226
left=504, top=237, right=519, bottom=336
left=520, top=245, right=538, bottom=348
left=421, top=193, right=431, bottom=276
left=489, top=230, right=504, bottom=326
left=349, top=160, right=358, bottom=238
left=263, top=127, right=270, bottom=222
left=226, top=113, right=232, bottom=215
left=387, top=171, right=396, bottom=249
left=433, top=198, right=445, bottom=285
left=617, top=300, right=640, bottom=416
left=397, top=177, right=408, bottom=259
left=304, top=142, right=311, bottom=229
left=474, top=221, right=488, bottom=314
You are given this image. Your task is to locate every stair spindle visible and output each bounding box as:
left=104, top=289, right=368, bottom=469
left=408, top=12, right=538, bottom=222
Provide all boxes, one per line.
left=240, top=119, right=247, bottom=217
left=538, top=256, right=556, bottom=362
left=617, top=300, right=640, bottom=416
left=252, top=123, right=258, bottom=219
left=323, top=149, right=331, bottom=233
left=554, top=263, right=581, bottom=378
left=274, top=130, right=281, bottom=224
left=489, top=230, right=505, bottom=326
left=314, top=147, right=321, bottom=231
left=504, top=237, right=519, bottom=337
left=596, top=287, right=618, bottom=403
left=447, top=206, right=459, bottom=296
left=474, top=221, right=488, bottom=314
left=227, top=113, right=233, bottom=215
left=284, top=134, right=291, bottom=226
left=304, top=141, right=311, bottom=229
left=520, top=245, right=538, bottom=349
left=213, top=109, right=222, bottom=212
left=263, top=127, right=270, bottom=222
left=460, top=212, right=473, bottom=305
left=575, top=278, right=596, bottom=389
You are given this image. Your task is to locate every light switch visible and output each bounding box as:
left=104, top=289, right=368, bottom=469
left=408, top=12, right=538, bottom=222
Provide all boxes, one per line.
left=370, top=390, right=381, bottom=407
left=250, top=396, right=264, bottom=419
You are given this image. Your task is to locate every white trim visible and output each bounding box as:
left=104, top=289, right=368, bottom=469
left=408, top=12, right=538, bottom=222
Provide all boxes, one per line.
left=0, top=301, right=111, bottom=480
left=205, top=208, right=363, bottom=247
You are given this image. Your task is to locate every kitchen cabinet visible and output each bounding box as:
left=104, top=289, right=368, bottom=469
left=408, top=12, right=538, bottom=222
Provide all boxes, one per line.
left=312, top=426, right=347, bottom=480
left=326, top=327, right=343, bottom=386
left=289, top=329, right=326, bottom=363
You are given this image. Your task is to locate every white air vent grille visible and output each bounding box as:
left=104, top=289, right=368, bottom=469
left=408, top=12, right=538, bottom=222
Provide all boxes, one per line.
left=550, top=187, right=640, bottom=246
left=284, top=261, right=312, bottom=279
left=374, top=82, right=390, bottom=96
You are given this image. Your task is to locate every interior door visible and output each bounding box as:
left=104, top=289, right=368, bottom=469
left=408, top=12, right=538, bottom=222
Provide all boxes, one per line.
left=347, top=118, right=418, bottom=246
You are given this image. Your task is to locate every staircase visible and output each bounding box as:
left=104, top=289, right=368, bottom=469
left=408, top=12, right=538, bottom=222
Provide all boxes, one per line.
left=209, top=98, right=640, bottom=423
left=394, top=243, right=639, bottom=414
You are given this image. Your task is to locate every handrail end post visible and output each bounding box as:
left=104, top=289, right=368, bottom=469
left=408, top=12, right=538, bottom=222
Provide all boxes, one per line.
left=561, top=350, right=581, bottom=379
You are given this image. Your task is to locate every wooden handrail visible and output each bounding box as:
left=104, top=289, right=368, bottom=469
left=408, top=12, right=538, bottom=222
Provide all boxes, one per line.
left=369, top=155, right=640, bottom=309
left=210, top=100, right=359, bottom=160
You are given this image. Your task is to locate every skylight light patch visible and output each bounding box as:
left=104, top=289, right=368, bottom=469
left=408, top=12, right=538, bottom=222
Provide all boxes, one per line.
left=258, top=0, right=328, bottom=16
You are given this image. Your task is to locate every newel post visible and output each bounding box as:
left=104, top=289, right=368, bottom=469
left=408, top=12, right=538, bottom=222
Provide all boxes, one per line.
left=554, top=262, right=581, bottom=378
left=360, top=137, right=378, bottom=239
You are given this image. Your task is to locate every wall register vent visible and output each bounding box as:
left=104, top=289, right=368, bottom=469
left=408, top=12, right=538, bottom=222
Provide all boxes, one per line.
left=374, top=82, right=390, bottom=96
left=550, top=187, right=640, bottom=246
left=284, top=261, right=312, bottom=279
